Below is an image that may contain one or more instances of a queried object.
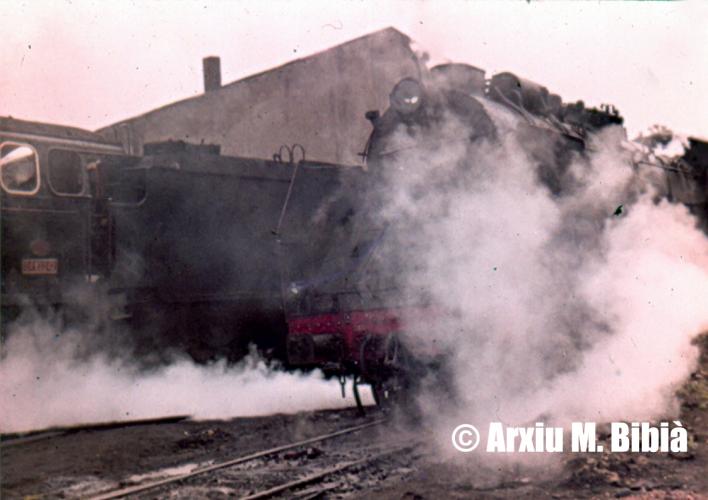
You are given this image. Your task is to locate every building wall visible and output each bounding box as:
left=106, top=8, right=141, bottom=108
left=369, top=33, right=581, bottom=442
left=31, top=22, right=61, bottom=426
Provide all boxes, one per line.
left=99, top=28, right=421, bottom=166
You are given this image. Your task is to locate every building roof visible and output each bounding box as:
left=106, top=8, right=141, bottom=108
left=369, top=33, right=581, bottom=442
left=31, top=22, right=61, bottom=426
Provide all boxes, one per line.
left=98, top=27, right=412, bottom=133
left=1, top=116, right=117, bottom=144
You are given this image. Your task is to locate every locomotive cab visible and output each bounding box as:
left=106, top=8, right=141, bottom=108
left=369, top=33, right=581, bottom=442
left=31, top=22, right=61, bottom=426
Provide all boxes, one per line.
left=0, top=117, right=132, bottom=321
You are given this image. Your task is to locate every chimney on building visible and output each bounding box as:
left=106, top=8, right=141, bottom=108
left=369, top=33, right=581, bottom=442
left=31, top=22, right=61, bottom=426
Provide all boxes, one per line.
left=203, top=56, right=221, bottom=92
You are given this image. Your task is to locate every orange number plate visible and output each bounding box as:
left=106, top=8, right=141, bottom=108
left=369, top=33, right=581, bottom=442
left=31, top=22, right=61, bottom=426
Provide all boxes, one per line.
left=21, top=258, right=59, bottom=275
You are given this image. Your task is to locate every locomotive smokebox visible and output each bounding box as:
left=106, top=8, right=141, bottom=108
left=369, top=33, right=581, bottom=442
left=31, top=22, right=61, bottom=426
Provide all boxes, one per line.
left=203, top=56, right=222, bottom=92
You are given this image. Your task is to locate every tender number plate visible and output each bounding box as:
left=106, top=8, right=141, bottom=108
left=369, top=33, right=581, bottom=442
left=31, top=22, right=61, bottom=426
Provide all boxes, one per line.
left=21, top=258, right=59, bottom=275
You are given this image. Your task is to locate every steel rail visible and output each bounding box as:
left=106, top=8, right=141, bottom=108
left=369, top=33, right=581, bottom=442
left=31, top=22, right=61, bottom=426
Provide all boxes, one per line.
left=0, top=431, right=66, bottom=448
left=1, top=415, right=190, bottom=448
left=239, top=445, right=413, bottom=500
left=85, top=418, right=386, bottom=500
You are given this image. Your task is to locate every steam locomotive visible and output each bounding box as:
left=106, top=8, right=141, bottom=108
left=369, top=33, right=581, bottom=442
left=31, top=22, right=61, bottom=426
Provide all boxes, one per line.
left=2, top=62, right=706, bottom=406
left=282, top=63, right=708, bottom=405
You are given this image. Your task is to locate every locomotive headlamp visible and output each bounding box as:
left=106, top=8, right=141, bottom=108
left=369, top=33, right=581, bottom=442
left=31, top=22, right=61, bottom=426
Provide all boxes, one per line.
left=390, top=78, right=423, bottom=115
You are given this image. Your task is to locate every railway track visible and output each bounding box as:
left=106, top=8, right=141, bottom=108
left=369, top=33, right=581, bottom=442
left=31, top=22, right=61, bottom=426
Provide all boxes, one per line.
left=0, top=416, right=190, bottom=448
left=79, top=417, right=415, bottom=499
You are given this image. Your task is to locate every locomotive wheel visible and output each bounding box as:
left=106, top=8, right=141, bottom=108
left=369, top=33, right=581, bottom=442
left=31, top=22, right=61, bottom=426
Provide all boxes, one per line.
left=370, top=374, right=420, bottom=421
left=360, top=333, right=420, bottom=411
left=371, top=380, right=399, bottom=408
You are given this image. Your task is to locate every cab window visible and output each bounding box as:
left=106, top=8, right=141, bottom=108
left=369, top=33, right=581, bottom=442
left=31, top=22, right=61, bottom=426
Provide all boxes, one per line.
left=49, top=149, right=84, bottom=195
left=0, top=142, right=39, bottom=195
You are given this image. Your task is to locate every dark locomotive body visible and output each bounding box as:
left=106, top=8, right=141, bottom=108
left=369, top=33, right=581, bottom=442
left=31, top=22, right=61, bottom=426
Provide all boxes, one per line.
left=110, top=143, right=364, bottom=360
left=1, top=117, right=365, bottom=361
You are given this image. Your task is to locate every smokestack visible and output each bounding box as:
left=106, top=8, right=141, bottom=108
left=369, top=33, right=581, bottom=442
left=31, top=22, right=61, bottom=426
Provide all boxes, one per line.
left=203, top=56, right=221, bottom=92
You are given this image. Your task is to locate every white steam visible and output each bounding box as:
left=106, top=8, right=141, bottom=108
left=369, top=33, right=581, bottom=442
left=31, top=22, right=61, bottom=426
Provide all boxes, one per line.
left=376, top=112, right=708, bottom=449
left=0, top=319, right=367, bottom=434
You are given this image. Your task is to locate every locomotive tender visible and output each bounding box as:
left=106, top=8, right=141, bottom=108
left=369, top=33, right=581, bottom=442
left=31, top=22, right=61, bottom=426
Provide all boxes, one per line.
left=0, top=117, right=364, bottom=361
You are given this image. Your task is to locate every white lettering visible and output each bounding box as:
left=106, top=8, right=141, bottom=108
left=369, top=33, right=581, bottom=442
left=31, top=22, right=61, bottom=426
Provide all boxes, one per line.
left=611, top=422, right=629, bottom=452
left=572, top=422, right=597, bottom=452
left=486, top=422, right=506, bottom=452
left=670, top=421, right=687, bottom=453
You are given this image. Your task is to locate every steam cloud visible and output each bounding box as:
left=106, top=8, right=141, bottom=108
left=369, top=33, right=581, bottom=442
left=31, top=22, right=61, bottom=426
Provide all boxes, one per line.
left=374, top=108, right=708, bottom=453
left=0, top=313, right=367, bottom=434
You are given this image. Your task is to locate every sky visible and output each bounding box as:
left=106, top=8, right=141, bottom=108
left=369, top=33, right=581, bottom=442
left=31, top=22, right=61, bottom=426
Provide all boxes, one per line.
left=1, top=0, right=707, bottom=140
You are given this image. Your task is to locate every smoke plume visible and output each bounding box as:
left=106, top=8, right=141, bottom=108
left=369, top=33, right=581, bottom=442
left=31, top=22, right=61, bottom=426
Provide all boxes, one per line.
left=375, top=108, right=708, bottom=455
left=0, top=312, right=367, bottom=434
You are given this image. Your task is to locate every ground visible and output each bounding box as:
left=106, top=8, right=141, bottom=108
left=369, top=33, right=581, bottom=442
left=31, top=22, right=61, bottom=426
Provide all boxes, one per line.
left=1, top=333, right=707, bottom=499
